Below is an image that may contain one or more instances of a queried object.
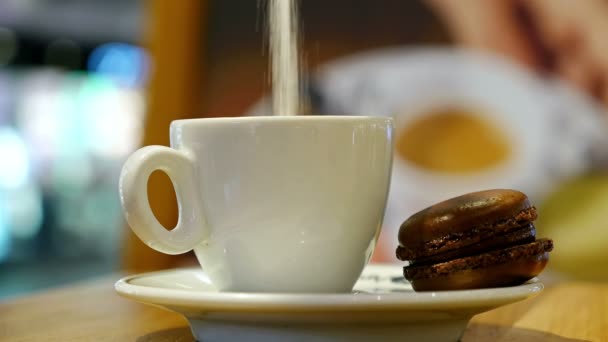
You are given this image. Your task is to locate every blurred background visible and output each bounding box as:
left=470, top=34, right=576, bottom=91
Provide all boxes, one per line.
left=0, top=0, right=147, bottom=298
left=2, top=0, right=608, bottom=299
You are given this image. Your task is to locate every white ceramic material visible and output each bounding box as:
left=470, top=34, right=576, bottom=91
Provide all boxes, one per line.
left=115, top=264, right=543, bottom=342
left=119, top=116, right=394, bottom=293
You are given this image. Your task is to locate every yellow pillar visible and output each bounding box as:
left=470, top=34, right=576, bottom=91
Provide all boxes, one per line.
left=122, top=0, right=209, bottom=271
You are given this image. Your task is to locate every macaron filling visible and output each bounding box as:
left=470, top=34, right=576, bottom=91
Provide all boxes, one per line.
left=407, top=224, right=537, bottom=266
left=396, top=207, right=538, bottom=261
left=404, top=238, right=553, bottom=280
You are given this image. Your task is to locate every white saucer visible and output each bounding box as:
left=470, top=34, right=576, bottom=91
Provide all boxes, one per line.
left=115, top=264, right=542, bottom=342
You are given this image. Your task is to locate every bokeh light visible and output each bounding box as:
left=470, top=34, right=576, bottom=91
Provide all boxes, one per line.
left=15, top=71, right=66, bottom=165
left=77, top=75, right=145, bottom=159
left=0, top=128, right=30, bottom=189
left=6, top=184, right=42, bottom=240
left=87, top=42, right=148, bottom=87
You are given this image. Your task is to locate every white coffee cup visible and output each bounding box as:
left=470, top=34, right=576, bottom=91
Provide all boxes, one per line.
left=119, top=116, right=393, bottom=293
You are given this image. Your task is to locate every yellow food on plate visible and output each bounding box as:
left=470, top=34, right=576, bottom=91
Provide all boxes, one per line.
left=396, top=108, right=512, bottom=173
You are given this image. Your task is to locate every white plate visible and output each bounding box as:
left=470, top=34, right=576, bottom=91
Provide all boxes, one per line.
left=115, top=264, right=543, bottom=342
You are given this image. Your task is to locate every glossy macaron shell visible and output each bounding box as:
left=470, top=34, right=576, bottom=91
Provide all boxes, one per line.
left=395, top=189, right=554, bottom=291
left=397, top=189, right=535, bottom=261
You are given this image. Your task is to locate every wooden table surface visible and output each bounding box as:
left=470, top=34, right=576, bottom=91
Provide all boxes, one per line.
left=0, top=274, right=605, bottom=342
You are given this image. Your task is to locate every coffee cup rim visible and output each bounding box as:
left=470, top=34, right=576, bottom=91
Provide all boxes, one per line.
left=171, top=115, right=393, bottom=126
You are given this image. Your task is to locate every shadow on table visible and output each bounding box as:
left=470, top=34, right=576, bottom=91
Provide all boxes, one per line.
left=462, top=324, right=590, bottom=342
left=137, top=327, right=194, bottom=342
left=136, top=324, right=589, bottom=342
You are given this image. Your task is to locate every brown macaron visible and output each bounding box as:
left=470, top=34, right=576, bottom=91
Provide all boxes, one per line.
left=396, top=189, right=553, bottom=291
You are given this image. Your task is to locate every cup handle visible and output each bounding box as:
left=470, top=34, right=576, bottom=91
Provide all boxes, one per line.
left=119, top=145, right=207, bottom=255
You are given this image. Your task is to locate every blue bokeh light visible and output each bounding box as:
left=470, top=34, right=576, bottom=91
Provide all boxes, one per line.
left=87, top=42, right=148, bottom=88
